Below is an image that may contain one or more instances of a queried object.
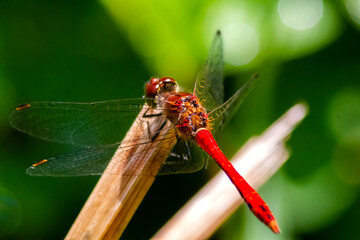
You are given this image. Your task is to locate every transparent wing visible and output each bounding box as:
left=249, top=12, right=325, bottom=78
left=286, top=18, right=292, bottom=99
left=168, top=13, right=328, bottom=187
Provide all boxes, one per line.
left=9, top=99, right=146, bottom=147
left=178, top=31, right=224, bottom=169
left=11, top=98, right=209, bottom=177
left=26, top=132, right=175, bottom=177
left=25, top=123, right=210, bottom=177
left=194, top=30, right=224, bottom=113
left=26, top=114, right=179, bottom=177
left=208, top=74, right=258, bottom=135
left=26, top=145, right=119, bottom=177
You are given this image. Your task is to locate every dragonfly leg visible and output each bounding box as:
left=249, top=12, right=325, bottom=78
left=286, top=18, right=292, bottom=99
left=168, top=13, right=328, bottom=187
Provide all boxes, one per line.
left=182, top=140, right=191, bottom=161
left=142, top=107, right=169, bottom=141
left=158, top=155, right=205, bottom=175
left=148, top=120, right=167, bottom=142
left=168, top=152, right=183, bottom=158
left=158, top=140, right=206, bottom=175
left=166, top=136, right=190, bottom=160
left=142, top=107, right=163, bottom=118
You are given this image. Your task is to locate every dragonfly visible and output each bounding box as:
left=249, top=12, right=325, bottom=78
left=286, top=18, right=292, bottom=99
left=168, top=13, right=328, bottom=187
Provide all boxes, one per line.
left=9, top=31, right=280, bottom=234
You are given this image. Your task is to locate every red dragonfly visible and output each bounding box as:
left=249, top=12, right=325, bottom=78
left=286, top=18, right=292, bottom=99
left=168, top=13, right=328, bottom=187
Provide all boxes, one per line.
left=9, top=31, right=280, bottom=234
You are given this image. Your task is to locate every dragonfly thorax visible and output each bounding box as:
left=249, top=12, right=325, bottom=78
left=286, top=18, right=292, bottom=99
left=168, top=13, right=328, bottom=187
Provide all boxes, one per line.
left=165, top=93, right=209, bottom=138
left=145, top=77, right=177, bottom=107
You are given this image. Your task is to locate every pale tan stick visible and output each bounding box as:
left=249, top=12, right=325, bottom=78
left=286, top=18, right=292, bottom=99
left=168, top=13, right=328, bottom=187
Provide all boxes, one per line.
left=153, top=103, right=308, bottom=240
left=66, top=105, right=177, bottom=240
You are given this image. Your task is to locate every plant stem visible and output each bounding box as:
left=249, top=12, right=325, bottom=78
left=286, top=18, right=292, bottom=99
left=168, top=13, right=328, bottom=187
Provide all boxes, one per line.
left=65, top=105, right=176, bottom=240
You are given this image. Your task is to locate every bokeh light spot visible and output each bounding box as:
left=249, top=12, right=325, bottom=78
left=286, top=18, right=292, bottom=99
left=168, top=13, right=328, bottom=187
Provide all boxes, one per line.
left=223, top=23, right=259, bottom=66
left=278, top=0, right=323, bottom=30
left=344, top=0, right=360, bottom=25
left=204, top=4, right=260, bottom=66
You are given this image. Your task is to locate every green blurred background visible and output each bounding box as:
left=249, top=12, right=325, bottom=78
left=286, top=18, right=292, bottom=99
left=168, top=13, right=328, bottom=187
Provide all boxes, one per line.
left=1, top=0, right=360, bottom=239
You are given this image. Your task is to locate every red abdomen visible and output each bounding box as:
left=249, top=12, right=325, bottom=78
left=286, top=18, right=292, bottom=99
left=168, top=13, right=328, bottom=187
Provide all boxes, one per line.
left=195, top=129, right=280, bottom=234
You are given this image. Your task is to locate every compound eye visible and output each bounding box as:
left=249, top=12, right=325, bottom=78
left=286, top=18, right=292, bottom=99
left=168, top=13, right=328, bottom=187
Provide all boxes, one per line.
left=150, top=77, right=160, bottom=84
left=145, top=78, right=160, bottom=98
left=158, top=77, right=177, bottom=93
left=158, top=77, right=175, bottom=82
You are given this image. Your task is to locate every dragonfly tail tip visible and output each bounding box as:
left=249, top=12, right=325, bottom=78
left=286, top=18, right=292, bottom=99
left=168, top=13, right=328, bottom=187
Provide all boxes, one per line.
left=268, top=220, right=281, bottom=234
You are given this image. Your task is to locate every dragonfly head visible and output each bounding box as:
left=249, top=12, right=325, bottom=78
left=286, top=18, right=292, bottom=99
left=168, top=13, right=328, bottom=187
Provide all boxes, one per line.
left=145, top=77, right=177, bottom=107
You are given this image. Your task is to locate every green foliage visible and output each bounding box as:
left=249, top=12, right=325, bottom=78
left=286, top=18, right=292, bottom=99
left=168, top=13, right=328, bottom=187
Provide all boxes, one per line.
left=1, top=0, right=360, bottom=239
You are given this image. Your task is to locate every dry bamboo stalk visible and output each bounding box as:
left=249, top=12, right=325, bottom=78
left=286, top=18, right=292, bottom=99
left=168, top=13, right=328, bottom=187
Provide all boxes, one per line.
left=65, top=105, right=177, bottom=240
left=153, top=103, right=308, bottom=240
